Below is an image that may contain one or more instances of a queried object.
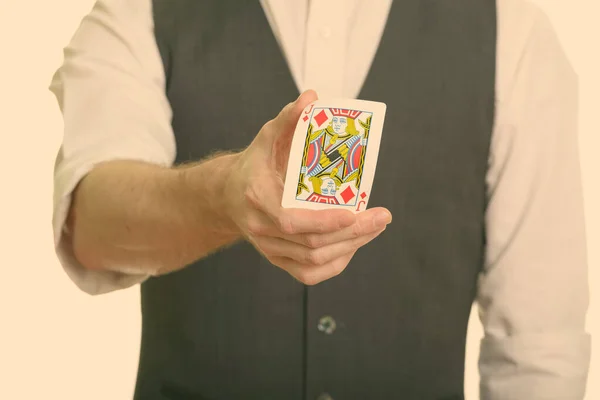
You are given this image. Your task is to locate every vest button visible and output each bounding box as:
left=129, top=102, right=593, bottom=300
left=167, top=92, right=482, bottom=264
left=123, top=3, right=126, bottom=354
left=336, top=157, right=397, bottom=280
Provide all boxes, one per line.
left=317, top=315, right=336, bottom=334
left=317, top=393, right=333, bottom=400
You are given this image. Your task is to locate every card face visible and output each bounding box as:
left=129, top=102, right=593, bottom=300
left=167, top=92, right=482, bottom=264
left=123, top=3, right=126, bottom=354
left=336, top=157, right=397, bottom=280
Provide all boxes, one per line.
left=282, top=99, right=387, bottom=213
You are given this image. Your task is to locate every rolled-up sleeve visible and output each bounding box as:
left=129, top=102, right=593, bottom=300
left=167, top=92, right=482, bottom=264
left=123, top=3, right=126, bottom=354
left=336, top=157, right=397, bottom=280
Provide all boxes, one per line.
left=50, top=0, right=175, bottom=295
left=477, top=1, right=591, bottom=398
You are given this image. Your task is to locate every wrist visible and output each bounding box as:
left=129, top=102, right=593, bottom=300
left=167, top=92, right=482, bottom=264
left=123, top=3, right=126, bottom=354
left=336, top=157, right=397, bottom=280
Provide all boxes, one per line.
left=179, top=152, right=242, bottom=235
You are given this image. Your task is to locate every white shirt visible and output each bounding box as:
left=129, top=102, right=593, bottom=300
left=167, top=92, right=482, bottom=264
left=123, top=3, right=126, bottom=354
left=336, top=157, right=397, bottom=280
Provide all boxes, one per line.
left=49, top=0, right=591, bottom=398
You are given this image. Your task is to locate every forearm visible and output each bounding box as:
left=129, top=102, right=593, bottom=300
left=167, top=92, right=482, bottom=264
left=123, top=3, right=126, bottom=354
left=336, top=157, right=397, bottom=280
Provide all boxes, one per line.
left=67, top=154, right=242, bottom=275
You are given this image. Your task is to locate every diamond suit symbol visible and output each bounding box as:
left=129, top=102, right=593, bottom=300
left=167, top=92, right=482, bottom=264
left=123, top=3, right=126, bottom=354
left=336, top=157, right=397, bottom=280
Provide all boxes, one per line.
left=314, top=110, right=328, bottom=127
left=340, top=186, right=356, bottom=204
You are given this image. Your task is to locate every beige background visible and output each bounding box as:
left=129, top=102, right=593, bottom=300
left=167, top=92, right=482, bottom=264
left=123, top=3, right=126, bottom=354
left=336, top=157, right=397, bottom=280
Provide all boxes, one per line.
left=0, top=0, right=597, bottom=398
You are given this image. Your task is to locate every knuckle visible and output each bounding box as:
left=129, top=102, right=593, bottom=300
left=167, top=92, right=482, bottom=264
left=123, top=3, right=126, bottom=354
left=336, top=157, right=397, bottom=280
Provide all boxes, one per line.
left=277, top=215, right=295, bottom=235
left=351, top=222, right=362, bottom=238
left=243, top=186, right=260, bottom=208
left=247, top=221, right=266, bottom=237
left=305, top=250, right=325, bottom=266
left=303, top=234, right=323, bottom=249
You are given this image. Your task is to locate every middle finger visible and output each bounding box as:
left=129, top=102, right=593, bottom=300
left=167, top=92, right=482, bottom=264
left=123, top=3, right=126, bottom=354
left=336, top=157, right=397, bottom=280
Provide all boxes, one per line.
left=256, top=226, right=386, bottom=266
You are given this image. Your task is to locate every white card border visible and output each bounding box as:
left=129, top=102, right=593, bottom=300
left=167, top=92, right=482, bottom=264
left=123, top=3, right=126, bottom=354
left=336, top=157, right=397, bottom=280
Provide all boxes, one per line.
left=281, top=98, right=387, bottom=213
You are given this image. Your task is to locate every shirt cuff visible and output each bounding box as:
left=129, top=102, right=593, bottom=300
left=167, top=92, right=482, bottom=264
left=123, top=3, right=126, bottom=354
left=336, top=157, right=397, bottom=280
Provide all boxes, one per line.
left=479, top=332, right=591, bottom=400
left=52, top=154, right=169, bottom=295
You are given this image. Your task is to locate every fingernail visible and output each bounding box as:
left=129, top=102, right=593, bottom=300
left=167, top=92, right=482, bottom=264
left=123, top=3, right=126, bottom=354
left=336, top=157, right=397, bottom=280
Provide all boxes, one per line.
left=374, top=211, right=392, bottom=226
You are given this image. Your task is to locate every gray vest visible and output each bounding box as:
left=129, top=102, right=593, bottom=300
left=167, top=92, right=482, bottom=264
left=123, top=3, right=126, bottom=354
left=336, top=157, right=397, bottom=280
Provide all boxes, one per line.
left=136, top=1, right=497, bottom=399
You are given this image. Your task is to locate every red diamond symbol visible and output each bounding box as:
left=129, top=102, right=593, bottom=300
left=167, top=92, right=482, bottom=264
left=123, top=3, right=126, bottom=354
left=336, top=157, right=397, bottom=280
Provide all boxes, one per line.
left=340, top=186, right=356, bottom=203
left=302, top=115, right=309, bottom=122
left=314, top=110, right=328, bottom=127
left=360, top=192, right=367, bottom=199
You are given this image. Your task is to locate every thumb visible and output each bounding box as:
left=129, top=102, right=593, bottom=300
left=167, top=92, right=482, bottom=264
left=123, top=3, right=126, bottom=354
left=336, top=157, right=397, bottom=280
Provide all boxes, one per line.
left=270, top=90, right=318, bottom=175
left=273, top=89, right=319, bottom=136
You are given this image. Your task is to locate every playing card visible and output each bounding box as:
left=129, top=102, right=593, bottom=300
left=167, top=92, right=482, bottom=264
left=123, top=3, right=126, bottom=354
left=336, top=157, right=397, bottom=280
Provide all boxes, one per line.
left=282, top=99, right=387, bottom=213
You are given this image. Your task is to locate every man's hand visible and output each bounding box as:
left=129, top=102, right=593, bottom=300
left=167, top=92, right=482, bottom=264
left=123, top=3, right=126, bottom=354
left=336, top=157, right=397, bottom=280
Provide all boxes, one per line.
left=67, top=91, right=390, bottom=281
left=224, top=90, right=392, bottom=285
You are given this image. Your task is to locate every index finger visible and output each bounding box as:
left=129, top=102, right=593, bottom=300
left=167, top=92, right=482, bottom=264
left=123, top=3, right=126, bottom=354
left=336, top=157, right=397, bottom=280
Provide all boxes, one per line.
left=272, top=207, right=357, bottom=235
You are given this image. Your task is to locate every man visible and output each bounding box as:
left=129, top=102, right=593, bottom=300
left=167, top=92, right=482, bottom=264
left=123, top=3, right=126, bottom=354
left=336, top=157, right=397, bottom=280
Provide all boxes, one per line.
left=50, top=0, right=591, bottom=399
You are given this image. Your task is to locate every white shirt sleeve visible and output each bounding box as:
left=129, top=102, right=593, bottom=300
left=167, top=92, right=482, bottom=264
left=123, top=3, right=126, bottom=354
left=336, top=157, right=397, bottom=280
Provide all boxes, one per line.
left=50, top=0, right=175, bottom=295
left=478, top=0, right=591, bottom=398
